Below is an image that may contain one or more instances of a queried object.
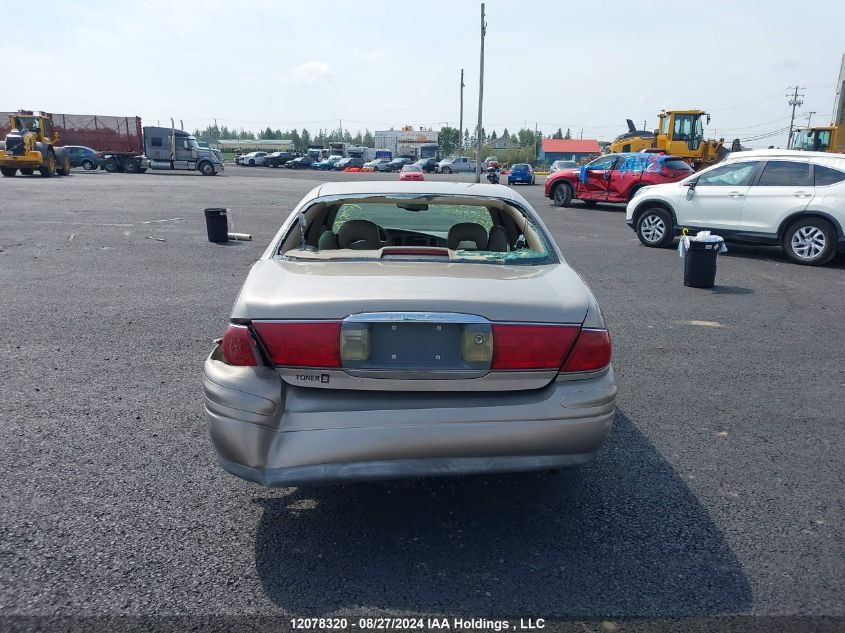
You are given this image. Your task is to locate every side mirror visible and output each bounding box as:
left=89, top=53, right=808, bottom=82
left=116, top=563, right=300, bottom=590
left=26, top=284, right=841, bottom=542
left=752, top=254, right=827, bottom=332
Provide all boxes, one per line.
left=685, top=179, right=697, bottom=200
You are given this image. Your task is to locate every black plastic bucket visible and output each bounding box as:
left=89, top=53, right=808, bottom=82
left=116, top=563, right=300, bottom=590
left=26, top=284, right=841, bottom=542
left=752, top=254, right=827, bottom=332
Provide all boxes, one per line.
left=204, top=208, right=228, bottom=243
left=684, top=241, right=719, bottom=288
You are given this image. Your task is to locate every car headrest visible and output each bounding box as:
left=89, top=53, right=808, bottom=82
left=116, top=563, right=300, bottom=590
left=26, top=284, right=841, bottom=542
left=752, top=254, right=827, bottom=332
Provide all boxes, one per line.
left=447, top=223, right=489, bottom=250
left=487, top=225, right=508, bottom=252
left=337, top=219, right=381, bottom=250
left=317, top=229, right=339, bottom=250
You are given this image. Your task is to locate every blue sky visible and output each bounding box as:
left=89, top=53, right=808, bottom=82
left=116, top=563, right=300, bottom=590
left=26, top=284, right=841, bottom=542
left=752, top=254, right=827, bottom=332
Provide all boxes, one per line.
left=3, top=0, right=843, bottom=147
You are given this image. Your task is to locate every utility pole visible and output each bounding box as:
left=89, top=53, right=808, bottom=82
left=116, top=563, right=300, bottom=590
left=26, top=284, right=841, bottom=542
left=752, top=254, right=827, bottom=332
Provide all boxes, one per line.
left=786, top=85, right=805, bottom=149
left=474, top=3, right=486, bottom=184
left=459, top=69, right=465, bottom=153
left=579, top=128, right=583, bottom=140
left=534, top=122, right=538, bottom=162
left=805, top=111, right=817, bottom=127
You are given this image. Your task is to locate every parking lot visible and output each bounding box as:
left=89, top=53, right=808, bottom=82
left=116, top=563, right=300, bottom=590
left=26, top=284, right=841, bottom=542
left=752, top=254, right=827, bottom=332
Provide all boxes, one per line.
left=1, top=168, right=843, bottom=629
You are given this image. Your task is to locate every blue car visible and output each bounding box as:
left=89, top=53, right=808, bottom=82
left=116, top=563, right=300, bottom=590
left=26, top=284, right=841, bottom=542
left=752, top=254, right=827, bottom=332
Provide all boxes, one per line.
left=507, top=162, right=535, bottom=185
left=64, top=145, right=102, bottom=170
left=312, top=158, right=340, bottom=170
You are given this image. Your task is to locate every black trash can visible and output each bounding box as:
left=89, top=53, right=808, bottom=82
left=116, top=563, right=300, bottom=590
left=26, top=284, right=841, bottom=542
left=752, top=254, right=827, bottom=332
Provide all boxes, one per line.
left=204, top=208, right=228, bottom=243
left=684, top=240, right=719, bottom=288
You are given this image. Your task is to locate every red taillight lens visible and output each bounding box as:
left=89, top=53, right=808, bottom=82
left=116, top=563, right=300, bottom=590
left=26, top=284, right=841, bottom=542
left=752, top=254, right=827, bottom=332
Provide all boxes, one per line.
left=221, top=324, right=260, bottom=366
left=252, top=321, right=341, bottom=367
left=491, top=324, right=580, bottom=370
left=561, top=329, right=612, bottom=372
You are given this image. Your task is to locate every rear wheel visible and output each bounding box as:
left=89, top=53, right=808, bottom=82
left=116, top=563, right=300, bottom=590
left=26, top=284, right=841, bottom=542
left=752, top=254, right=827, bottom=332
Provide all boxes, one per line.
left=783, top=218, right=836, bottom=265
left=123, top=157, right=139, bottom=173
left=636, top=207, right=674, bottom=248
left=40, top=151, right=57, bottom=177
left=81, top=159, right=96, bottom=170
left=103, top=157, right=118, bottom=172
left=552, top=181, right=573, bottom=207
left=57, top=154, right=70, bottom=176
left=1, top=167, right=17, bottom=177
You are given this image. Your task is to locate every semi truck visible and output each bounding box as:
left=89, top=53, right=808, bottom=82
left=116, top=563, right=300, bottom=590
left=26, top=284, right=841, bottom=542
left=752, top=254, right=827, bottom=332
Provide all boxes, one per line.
left=0, top=111, right=224, bottom=175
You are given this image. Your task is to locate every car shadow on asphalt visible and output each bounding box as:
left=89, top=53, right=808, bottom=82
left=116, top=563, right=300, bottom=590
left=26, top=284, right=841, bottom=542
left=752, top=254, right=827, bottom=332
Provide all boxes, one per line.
left=721, top=244, right=845, bottom=269
left=252, top=410, right=751, bottom=617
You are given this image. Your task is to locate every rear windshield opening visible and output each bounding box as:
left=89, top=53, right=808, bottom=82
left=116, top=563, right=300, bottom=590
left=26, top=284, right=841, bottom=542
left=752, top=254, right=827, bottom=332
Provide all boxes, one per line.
left=278, top=195, right=555, bottom=265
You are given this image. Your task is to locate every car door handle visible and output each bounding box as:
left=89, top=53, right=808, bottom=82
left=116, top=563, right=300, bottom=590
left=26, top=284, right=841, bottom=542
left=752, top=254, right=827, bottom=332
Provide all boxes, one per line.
left=793, top=191, right=812, bottom=198
left=728, top=191, right=744, bottom=198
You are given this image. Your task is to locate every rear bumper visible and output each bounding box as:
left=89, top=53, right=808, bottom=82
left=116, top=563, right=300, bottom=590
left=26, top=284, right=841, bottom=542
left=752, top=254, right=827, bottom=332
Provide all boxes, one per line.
left=203, top=348, right=617, bottom=486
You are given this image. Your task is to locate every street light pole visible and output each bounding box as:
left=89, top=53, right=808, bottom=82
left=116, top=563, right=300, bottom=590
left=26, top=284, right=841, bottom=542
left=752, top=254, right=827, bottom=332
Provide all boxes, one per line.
left=475, top=3, right=486, bottom=184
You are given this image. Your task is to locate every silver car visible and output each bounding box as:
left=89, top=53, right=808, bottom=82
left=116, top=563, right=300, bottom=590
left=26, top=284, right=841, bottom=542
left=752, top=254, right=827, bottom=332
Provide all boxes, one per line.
left=204, top=181, right=616, bottom=486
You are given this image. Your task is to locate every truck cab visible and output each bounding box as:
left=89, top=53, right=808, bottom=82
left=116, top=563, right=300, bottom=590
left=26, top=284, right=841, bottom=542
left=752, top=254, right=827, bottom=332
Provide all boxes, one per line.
left=793, top=127, right=842, bottom=153
left=143, top=126, right=224, bottom=176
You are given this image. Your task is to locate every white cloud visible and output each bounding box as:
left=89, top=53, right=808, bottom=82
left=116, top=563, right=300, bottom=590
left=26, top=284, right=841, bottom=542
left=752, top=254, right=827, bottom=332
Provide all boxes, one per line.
left=289, top=61, right=334, bottom=87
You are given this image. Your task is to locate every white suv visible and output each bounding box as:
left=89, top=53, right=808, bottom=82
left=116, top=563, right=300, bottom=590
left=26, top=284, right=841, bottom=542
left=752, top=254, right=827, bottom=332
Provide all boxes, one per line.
left=626, top=150, right=845, bottom=265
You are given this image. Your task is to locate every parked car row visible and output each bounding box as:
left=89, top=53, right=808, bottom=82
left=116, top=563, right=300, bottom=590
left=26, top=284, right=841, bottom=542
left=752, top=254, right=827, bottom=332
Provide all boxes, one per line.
left=538, top=149, right=844, bottom=266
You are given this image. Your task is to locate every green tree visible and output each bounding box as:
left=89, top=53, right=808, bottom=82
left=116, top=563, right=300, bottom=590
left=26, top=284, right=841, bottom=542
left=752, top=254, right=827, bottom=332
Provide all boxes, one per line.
left=463, top=128, right=470, bottom=148
left=490, top=130, right=498, bottom=140
left=552, top=128, right=564, bottom=139
left=502, top=128, right=510, bottom=140
left=438, top=126, right=461, bottom=156
left=301, top=128, right=311, bottom=148
left=363, top=129, right=374, bottom=147
left=564, top=128, right=572, bottom=140
left=516, top=128, right=535, bottom=148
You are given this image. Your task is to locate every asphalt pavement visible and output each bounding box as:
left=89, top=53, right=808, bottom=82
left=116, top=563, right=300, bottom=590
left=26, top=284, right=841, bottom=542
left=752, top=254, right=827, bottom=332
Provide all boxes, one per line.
left=1, top=166, right=843, bottom=632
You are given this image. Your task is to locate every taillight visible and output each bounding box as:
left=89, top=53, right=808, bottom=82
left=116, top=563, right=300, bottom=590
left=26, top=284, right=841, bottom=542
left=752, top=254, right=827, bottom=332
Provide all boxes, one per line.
left=252, top=321, right=341, bottom=367
left=491, top=324, right=580, bottom=370
left=561, top=329, right=612, bottom=372
left=221, top=324, right=260, bottom=366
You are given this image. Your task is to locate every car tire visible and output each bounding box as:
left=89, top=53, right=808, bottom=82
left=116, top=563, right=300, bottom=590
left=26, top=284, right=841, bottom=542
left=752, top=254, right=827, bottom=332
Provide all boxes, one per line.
left=249, top=159, right=255, bottom=166
left=531, top=177, right=536, bottom=185
left=81, top=159, right=96, bottom=171
left=442, top=167, right=452, bottom=174
left=199, top=161, right=215, bottom=176
left=20, top=168, right=34, bottom=175
left=636, top=207, right=674, bottom=248
left=0, top=167, right=17, bottom=177
left=783, top=218, right=836, bottom=266
left=552, top=181, right=573, bottom=207
left=583, top=200, right=598, bottom=208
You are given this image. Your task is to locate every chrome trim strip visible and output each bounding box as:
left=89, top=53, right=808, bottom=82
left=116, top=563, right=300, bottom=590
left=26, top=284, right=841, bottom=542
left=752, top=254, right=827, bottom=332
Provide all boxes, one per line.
left=344, top=311, right=489, bottom=324
left=276, top=368, right=559, bottom=392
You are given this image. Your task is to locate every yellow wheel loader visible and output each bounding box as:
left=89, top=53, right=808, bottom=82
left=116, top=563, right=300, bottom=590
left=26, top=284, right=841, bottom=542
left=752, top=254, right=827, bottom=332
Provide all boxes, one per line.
left=0, top=111, right=70, bottom=177
left=610, top=110, right=728, bottom=170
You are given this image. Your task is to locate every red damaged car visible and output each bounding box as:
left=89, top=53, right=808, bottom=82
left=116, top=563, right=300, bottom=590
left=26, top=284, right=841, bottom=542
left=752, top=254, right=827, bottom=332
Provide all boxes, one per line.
left=545, top=152, right=693, bottom=207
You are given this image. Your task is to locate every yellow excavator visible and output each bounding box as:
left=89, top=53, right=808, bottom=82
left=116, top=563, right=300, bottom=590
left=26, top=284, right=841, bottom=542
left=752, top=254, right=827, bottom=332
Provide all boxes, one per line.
left=609, top=109, right=728, bottom=170
left=0, top=110, right=70, bottom=177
